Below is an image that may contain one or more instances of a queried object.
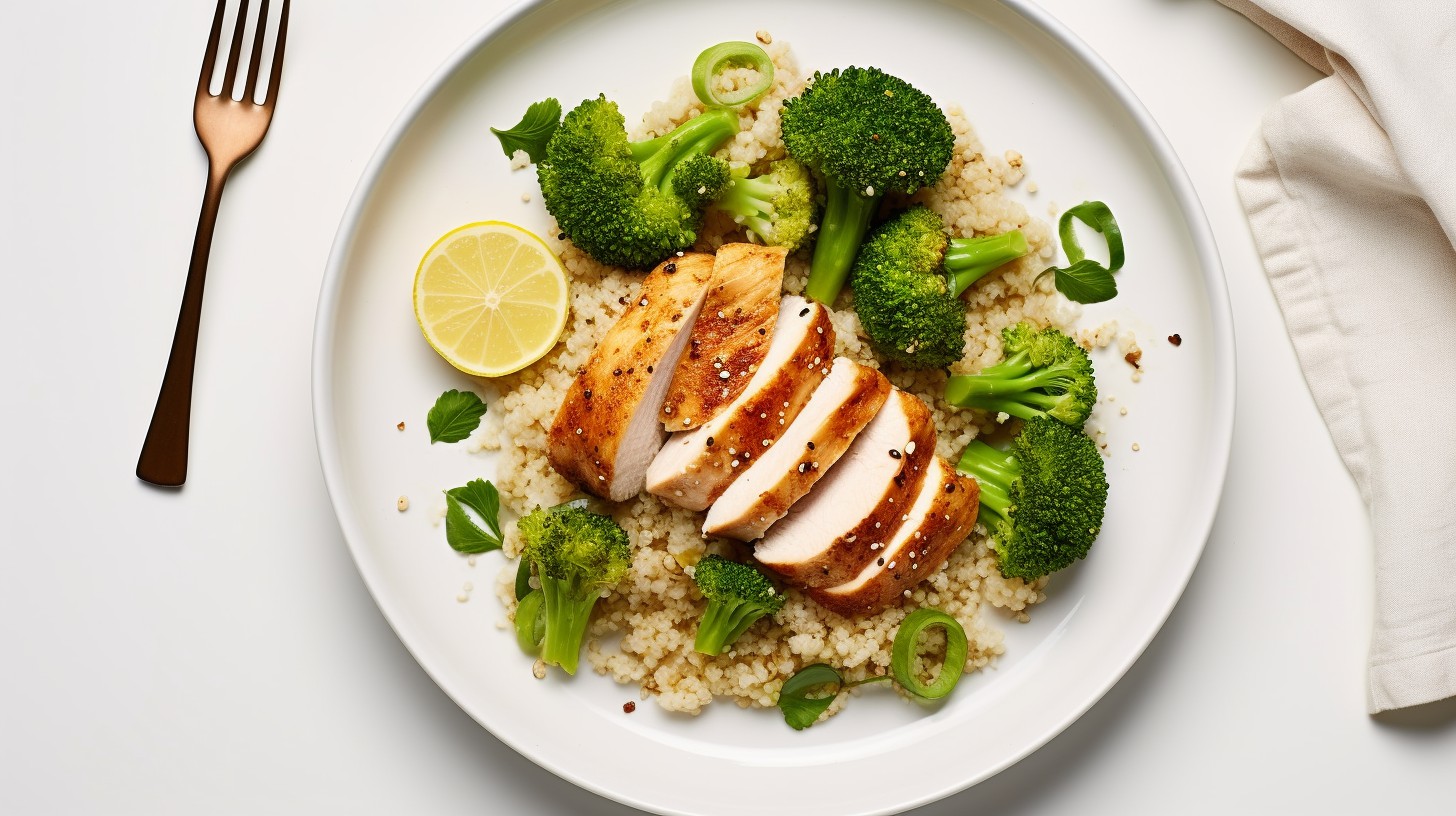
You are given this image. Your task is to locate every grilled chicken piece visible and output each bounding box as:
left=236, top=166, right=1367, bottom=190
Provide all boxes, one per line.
left=753, top=389, right=937, bottom=588
left=808, top=457, right=980, bottom=616
left=703, top=358, right=891, bottom=541
left=645, top=296, right=834, bottom=511
left=547, top=253, right=716, bottom=501
left=659, top=243, right=787, bottom=430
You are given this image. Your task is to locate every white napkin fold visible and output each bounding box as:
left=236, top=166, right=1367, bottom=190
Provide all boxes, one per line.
left=1220, top=0, right=1456, bottom=712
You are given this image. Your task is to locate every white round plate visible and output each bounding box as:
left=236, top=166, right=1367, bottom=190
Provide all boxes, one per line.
left=313, top=1, right=1233, bottom=813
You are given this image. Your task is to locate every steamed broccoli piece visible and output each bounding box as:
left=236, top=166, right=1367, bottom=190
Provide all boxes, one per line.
left=956, top=417, right=1108, bottom=580
left=850, top=208, right=967, bottom=368
left=692, top=555, right=785, bottom=656
left=945, top=323, right=1097, bottom=426
left=780, top=67, right=954, bottom=304
left=713, top=158, right=818, bottom=250
left=537, top=97, right=739, bottom=269
left=518, top=504, right=631, bottom=674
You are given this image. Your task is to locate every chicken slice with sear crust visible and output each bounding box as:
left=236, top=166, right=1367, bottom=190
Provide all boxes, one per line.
left=753, top=389, right=937, bottom=588
left=645, top=296, right=834, bottom=512
left=659, top=243, right=787, bottom=430
left=808, top=457, right=980, bottom=616
left=703, top=358, right=891, bottom=542
left=547, top=253, right=715, bottom=501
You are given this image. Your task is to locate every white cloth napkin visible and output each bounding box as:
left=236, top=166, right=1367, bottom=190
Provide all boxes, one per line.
left=1220, top=0, right=1456, bottom=712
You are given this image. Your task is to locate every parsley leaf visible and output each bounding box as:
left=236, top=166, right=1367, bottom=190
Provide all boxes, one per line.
left=427, top=389, right=487, bottom=444
left=1042, top=200, right=1125, bottom=304
left=777, top=663, right=844, bottom=730
left=490, top=98, right=562, bottom=164
left=444, top=478, right=503, bottom=554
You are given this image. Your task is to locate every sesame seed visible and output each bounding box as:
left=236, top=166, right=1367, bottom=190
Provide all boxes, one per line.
left=1132, top=442, right=1141, bottom=451
left=730, top=460, right=740, bottom=468
left=874, top=522, right=881, bottom=529
left=846, top=536, right=857, bottom=543
left=719, top=370, right=730, bottom=379
left=717, top=310, right=725, bottom=319
left=575, top=427, right=583, bottom=435
left=902, top=514, right=909, bottom=521
left=905, top=441, right=917, bottom=454
left=598, top=475, right=605, bottom=481
left=683, top=418, right=691, bottom=426
left=816, top=326, right=824, bottom=334
left=759, top=413, right=767, bottom=419
left=728, top=447, right=736, bottom=454
left=762, top=439, right=771, bottom=447
left=639, top=298, right=648, bottom=307
left=797, top=463, right=806, bottom=473
left=887, top=561, right=896, bottom=569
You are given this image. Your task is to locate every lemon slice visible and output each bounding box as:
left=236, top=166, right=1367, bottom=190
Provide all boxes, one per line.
left=413, top=221, right=569, bottom=377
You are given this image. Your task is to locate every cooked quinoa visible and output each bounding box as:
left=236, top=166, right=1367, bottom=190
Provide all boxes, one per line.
left=485, top=41, right=1078, bottom=717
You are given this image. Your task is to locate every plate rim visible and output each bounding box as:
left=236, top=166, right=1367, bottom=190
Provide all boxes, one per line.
left=310, top=0, right=1236, bottom=812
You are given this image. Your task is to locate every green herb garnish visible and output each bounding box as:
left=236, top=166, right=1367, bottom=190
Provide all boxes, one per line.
left=1040, top=200, right=1124, bottom=304
left=427, top=389, right=487, bottom=444
left=776, top=607, right=968, bottom=729
left=514, top=558, right=534, bottom=601
left=514, top=590, right=546, bottom=654
left=443, top=478, right=503, bottom=553
left=777, top=663, right=844, bottom=730
left=490, top=98, right=562, bottom=164
left=890, top=608, right=969, bottom=699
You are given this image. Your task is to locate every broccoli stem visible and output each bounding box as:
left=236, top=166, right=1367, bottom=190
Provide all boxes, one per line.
left=538, top=576, right=600, bottom=675
left=694, top=600, right=766, bottom=656
left=946, top=366, right=1076, bottom=402
left=805, top=176, right=879, bottom=305
left=945, top=230, right=1029, bottom=297
left=632, top=108, right=739, bottom=192
left=717, top=176, right=780, bottom=219
left=955, top=441, right=1018, bottom=522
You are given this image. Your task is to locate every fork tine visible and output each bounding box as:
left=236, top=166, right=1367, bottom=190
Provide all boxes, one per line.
left=221, top=0, right=251, bottom=100
left=197, top=0, right=226, bottom=96
left=243, top=0, right=270, bottom=102
left=262, top=0, right=290, bottom=107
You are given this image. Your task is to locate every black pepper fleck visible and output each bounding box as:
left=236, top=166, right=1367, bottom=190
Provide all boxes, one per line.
left=618, top=296, right=628, bottom=306
left=798, top=307, right=809, bottom=317
left=1169, top=333, right=1183, bottom=346
left=945, top=482, right=955, bottom=493
left=757, top=328, right=766, bottom=335
left=612, top=368, right=622, bottom=376
left=583, top=389, right=593, bottom=399
left=623, top=701, right=636, bottom=713
left=888, top=449, right=902, bottom=459
left=706, top=437, right=715, bottom=447
left=664, top=262, right=677, bottom=274
left=646, top=365, right=654, bottom=373
left=806, top=441, right=816, bottom=450
left=557, top=232, right=566, bottom=240
left=877, top=557, right=885, bottom=566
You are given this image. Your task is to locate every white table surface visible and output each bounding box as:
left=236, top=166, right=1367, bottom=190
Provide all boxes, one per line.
left=5, top=0, right=1454, bottom=813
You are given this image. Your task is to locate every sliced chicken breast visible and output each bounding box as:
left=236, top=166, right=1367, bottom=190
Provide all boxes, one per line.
left=808, top=457, right=980, bottom=616
left=645, top=296, right=834, bottom=511
left=703, top=358, right=891, bottom=541
left=659, top=243, right=787, bottom=430
left=754, top=389, right=938, bottom=588
left=547, top=253, right=715, bottom=501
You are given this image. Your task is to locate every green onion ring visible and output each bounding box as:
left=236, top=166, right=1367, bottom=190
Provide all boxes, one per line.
left=691, top=41, right=774, bottom=108
left=1058, top=200, right=1124, bottom=272
left=891, top=608, right=969, bottom=700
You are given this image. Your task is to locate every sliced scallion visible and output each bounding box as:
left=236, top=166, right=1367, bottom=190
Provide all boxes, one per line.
left=890, top=608, right=969, bottom=700
left=1040, top=200, right=1125, bottom=304
left=691, top=41, right=774, bottom=109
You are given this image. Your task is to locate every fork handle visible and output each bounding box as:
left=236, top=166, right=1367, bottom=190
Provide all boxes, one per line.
left=136, top=161, right=232, bottom=486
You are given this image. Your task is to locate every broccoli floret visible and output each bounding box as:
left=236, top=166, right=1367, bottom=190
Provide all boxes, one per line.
left=780, top=67, right=954, bottom=304
left=537, top=97, right=739, bottom=269
left=518, top=504, right=631, bottom=674
left=713, top=158, right=818, bottom=250
left=945, top=323, right=1097, bottom=426
left=850, top=208, right=967, bottom=368
left=692, top=555, right=785, bottom=656
left=956, top=417, right=1109, bottom=580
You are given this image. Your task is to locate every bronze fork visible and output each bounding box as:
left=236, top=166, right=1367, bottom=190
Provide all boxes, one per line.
left=137, top=0, right=291, bottom=486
